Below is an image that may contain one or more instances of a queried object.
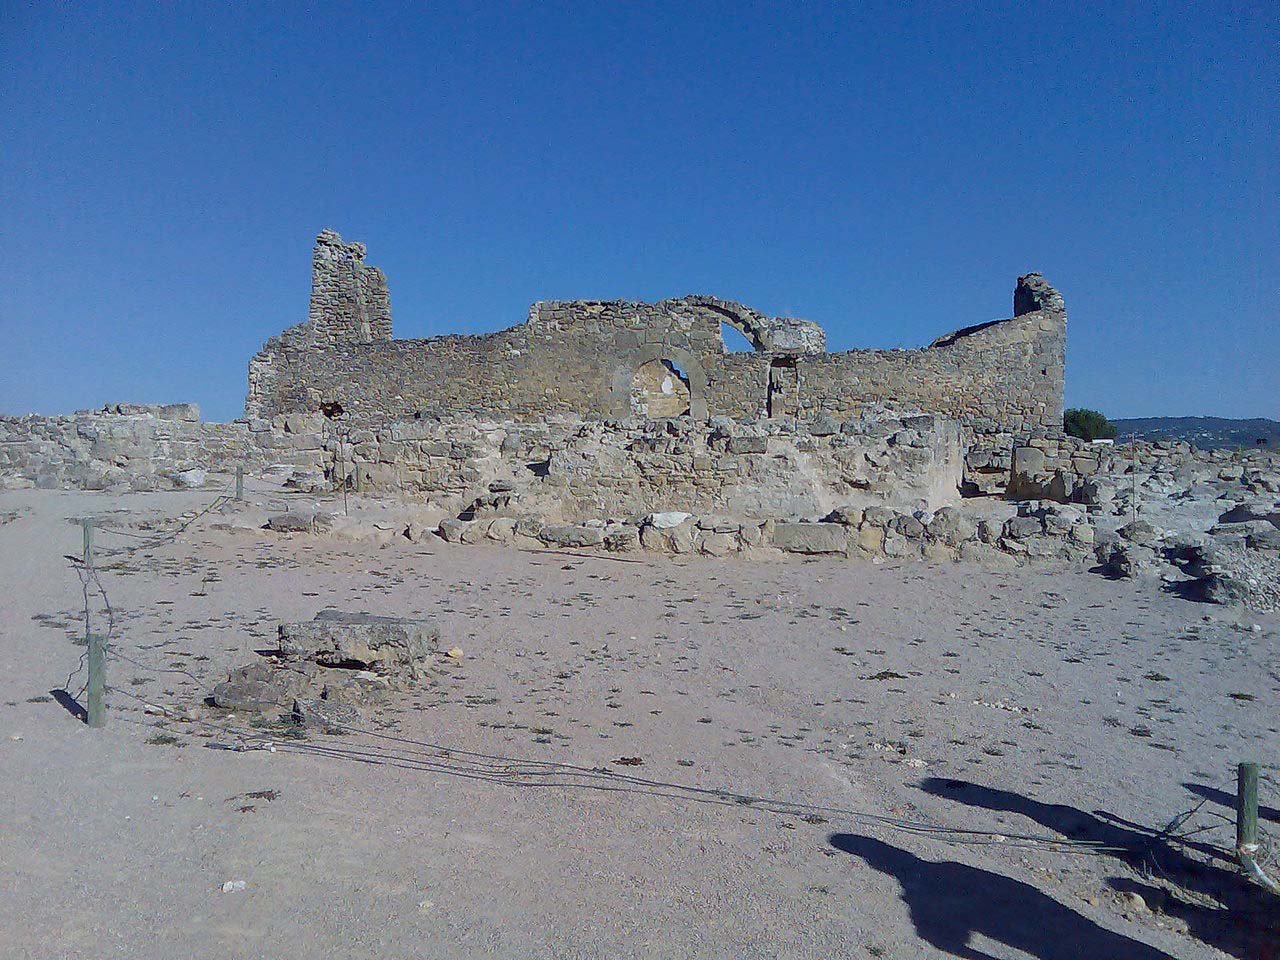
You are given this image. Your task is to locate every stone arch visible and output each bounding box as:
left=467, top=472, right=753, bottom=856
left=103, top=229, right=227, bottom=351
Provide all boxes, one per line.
left=673, top=295, right=826, bottom=354
left=695, top=298, right=773, bottom=351
left=611, top=345, right=708, bottom=420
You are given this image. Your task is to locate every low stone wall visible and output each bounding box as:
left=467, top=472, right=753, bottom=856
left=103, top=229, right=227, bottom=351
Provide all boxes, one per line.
left=0, top=405, right=324, bottom=490
left=323, top=411, right=963, bottom=520
left=421, top=499, right=1094, bottom=567
left=0, top=405, right=962, bottom=520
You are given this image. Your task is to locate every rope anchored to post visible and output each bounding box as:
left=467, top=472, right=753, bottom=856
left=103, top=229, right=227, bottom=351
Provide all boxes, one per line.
left=1236, top=761, right=1278, bottom=894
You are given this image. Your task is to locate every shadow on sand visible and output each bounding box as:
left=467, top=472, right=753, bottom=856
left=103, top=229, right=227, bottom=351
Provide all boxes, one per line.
left=830, top=833, right=1171, bottom=959
left=914, top=777, right=1278, bottom=960
left=1182, top=780, right=1280, bottom=825
left=51, top=687, right=87, bottom=722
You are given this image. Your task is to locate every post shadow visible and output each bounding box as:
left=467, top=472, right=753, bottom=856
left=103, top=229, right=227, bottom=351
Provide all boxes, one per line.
left=1182, top=781, right=1280, bottom=825
left=829, top=833, right=1172, bottom=959
left=51, top=688, right=87, bottom=723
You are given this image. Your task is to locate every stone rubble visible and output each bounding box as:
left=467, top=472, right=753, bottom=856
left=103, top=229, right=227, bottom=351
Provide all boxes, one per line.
left=210, top=611, right=444, bottom=729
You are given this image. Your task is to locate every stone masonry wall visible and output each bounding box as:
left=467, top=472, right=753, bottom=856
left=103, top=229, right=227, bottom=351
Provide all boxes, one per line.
left=0, top=405, right=962, bottom=521
left=330, top=411, right=964, bottom=521
left=0, top=405, right=324, bottom=491
left=245, top=231, right=1066, bottom=444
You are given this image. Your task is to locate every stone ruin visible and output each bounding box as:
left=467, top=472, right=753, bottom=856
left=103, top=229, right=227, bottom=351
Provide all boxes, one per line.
left=248, top=230, right=1065, bottom=441
left=3, top=229, right=1278, bottom=606
left=211, top=610, right=445, bottom=731
left=2, top=229, right=1072, bottom=517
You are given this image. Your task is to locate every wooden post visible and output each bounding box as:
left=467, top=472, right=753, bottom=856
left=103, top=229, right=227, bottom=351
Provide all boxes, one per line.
left=1238, top=761, right=1259, bottom=854
left=235, top=464, right=244, bottom=501
left=86, top=632, right=106, bottom=728
left=80, top=517, right=94, bottom=566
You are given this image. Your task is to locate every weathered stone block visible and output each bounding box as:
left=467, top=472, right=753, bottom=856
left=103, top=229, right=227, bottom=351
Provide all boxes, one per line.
left=772, top=522, right=847, bottom=554
left=277, top=611, right=440, bottom=677
left=1003, top=515, right=1044, bottom=540
left=267, top=512, right=333, bottom=534
left=726, top=436, right=767, bottom=454
left=928, top=506, right=975, bottom=545
left=538, top=524, right=606, bottom=548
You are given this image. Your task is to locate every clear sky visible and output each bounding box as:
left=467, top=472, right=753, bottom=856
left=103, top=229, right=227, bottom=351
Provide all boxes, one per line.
left=2, top=2, right=1276, bottom=423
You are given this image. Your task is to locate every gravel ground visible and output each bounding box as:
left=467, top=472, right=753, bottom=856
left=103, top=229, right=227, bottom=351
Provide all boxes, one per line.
left=2, top=485, right=1278, bottom=959
left=1217, top=545, right=1280, bottom=612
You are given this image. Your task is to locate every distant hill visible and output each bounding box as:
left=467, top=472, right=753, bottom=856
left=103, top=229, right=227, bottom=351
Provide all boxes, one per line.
left=1110, top=416, right=1280, bottom=450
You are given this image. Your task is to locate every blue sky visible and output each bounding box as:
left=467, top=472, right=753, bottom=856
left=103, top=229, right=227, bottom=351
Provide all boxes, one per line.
left=2, top=1, right=1276, bottom=422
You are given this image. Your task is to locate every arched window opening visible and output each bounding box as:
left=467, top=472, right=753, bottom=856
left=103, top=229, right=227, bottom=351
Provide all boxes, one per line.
left=630, top=359, right=691, bottom=418
left=720, top=322, right=758, bottom=353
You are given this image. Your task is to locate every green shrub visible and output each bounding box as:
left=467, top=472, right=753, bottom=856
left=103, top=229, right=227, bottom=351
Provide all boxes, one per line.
left=1064, top=408, right=1118, bottom=441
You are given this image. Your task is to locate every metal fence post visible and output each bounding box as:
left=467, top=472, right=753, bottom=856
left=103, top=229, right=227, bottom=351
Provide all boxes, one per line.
left=80, top=517, right=94, bottom=566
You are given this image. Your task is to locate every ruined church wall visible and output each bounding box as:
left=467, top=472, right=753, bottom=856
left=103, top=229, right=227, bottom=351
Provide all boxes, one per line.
left=249, top=320, right=690, bottom=422
left=792, top=309, right=1066, bottom=434
left=248, top=300, right=1065, bottom=435
left=246, top=232, right=1065, bottom=443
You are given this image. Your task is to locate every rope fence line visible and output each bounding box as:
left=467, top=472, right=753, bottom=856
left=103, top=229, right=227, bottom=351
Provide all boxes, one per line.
left=60, top=476, right=237, bottom=714
left=101, top=683, right=1131, bottom=854
left=52, top=476, right=1280, bottom=881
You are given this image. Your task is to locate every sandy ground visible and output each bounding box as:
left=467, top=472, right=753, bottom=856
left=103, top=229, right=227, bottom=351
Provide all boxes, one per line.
left=2, top=483, right=1278, bottom=960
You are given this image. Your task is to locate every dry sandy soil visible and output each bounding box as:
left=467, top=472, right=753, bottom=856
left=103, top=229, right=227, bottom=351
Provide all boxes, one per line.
left=2, top=483, right=1278, bottom=959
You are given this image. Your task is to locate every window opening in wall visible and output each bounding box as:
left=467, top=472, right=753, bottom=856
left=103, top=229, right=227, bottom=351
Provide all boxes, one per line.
left=767, top=356, right=800, bottom=419
left=720, top=322, right=758, bottom=353
left=630, top=359, right=691, bottom=418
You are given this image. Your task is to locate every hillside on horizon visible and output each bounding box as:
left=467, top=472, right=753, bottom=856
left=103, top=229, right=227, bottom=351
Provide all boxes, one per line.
left=1111, top=416, right=1280, bottom=450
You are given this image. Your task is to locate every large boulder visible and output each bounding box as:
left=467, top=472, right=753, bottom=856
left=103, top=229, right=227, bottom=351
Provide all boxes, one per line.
left=1095, top=541, right=1158, bottom=579
left=1002, top=515, right=1044, bottom=541
left=267, top=512, right=334, bottom=534
left=1218, top=501, right=1280, bottom=527
left=927, top=507, right=975, bottom=546
left=1118, top=519, right=1161, bottom=546
left=277, top=611, right=440, bottom=678
left=1208, top=521, right=1280, bottom=550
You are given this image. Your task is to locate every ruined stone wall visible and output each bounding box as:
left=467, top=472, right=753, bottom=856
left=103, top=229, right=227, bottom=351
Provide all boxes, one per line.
left=1007, top=434, right=1280, bottom=503
left=308, top=229, right=392, bottom=345
left=0, top=405, right=324, bottom=491
left=334, top=412, right=963, bottom=520
left=246, top=231, right=1066, bottom=441
left=0, top=405, right=962, bottom=520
